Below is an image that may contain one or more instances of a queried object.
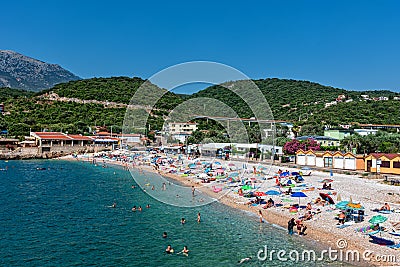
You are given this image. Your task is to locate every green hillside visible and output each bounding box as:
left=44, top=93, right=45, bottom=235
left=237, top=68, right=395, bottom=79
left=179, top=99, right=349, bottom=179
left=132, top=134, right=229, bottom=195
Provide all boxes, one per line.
left=1, top=77, right=183, bottom=137
left=0, top=87, right=34, bottom=102
left=192, top=78, right=400, bottom=125
left=2, top=77, right=400, bottom=140
left=40, top=76, right=183, bottom=110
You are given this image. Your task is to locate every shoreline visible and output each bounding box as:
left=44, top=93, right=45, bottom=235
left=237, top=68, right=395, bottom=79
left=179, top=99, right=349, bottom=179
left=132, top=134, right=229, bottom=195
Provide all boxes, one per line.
left=61, top=154, right=399, bottom=266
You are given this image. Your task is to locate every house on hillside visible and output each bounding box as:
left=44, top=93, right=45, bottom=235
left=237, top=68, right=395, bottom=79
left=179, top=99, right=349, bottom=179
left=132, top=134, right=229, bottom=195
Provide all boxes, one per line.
left=324, top=129, right=352, bottom=141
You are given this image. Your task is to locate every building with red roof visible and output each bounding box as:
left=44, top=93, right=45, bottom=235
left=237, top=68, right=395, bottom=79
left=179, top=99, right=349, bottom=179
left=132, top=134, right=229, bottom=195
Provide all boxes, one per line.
left=30, top=132, right=94, bottom=147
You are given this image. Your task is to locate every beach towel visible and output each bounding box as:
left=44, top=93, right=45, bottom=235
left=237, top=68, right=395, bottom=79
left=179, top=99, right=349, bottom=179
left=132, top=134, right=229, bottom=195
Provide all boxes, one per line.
left=388, top=243, right=400, bottom=250
left=355, top=225, right=372, bottom=233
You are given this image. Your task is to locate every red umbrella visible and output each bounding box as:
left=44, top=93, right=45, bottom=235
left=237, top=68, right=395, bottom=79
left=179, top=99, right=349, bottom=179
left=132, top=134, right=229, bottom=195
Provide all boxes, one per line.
left=254, top=191, right=266, bottom=197
left=319, top=193, right=335, bottom=204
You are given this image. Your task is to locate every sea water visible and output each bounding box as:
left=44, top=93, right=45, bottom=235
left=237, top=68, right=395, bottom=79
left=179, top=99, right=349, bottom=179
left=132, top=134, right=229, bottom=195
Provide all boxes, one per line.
left=0, top=160, right=352, bottom=266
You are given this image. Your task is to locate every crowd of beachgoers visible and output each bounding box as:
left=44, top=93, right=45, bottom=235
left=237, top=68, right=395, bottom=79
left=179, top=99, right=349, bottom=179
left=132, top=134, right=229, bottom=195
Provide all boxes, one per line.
left=66, top=149, right=400, bottom=266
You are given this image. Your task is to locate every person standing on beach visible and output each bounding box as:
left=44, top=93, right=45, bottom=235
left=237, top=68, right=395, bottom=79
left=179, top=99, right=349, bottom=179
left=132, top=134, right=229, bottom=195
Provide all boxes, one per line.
left=191, top=186, right=195, bottom=197
left=258, top=210, right=263, bottom=223
left=162, top=182, right=166, bottom=191
left=288, top=218, right=295, bottom=235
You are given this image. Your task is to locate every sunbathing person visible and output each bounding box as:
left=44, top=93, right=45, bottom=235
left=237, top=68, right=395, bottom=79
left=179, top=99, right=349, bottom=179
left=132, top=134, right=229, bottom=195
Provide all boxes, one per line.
left=380, top=203, right=391, bottom=211
left=338, top=211, right=346, bottom=225
left=304, top=211, right=313, bottom=220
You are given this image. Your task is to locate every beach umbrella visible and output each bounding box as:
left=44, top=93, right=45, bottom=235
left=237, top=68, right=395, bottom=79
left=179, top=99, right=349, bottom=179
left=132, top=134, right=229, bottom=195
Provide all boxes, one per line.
left=369, top=215, right=388, bottom=225
left=216, top=168, right=225, bottom=174
left=265, top=190, right=280, bottom=196
left=319, top=192, right=335, bottom=205
left=346, top=202, right=364, bottom=210
left=335, top=201, right=349, bottom=210
left=188, top=163, right=196, bottom=169
left=291, top=191, right=308, bottom=205
left=241, top=185, right=252, bottom=190
left=254, top=191, right=266, bottom=197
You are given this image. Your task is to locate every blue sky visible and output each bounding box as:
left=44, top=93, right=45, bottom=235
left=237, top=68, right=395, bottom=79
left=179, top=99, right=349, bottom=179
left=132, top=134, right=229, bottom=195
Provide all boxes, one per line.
left=2, top=0, right=399, bottom=93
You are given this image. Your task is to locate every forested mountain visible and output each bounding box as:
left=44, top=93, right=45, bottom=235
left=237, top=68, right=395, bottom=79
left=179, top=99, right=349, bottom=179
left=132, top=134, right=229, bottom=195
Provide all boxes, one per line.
left=192, top=78, right=400, bottom=125
left=0, top=77, right=183, bottom=138
left=1, top=77, right=400, bottom=139
left=0, top=50, right=80, bottom=91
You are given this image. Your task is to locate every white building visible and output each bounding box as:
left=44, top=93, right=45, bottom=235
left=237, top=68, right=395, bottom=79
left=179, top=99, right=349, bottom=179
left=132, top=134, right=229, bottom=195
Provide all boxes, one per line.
left=354, top=129, right=378, bottom=136
left=167, top=122, right=197, bottom=134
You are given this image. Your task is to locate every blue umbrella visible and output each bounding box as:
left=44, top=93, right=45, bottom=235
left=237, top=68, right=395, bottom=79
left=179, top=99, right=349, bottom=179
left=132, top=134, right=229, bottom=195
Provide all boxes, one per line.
left=291, top=191, right=308, bottom=205
left=265, top=190, right=280, bottom=196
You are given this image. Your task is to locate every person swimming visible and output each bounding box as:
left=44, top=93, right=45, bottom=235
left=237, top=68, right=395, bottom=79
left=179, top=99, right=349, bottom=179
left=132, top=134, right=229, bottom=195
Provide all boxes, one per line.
left=165, top=245, right=174, bottom=254
left=181, top=218, right=186, bottom=225
left=238, top=257, right=252, bottom=264
left=181, top=246, right=189, bottom=256
left=132, top=206, right=137, bottom=212
left=162, top=232, right=167, bottom=238
left=146, top=204, right=150, bottom=208
left=138, top=206, right=142, bottom=211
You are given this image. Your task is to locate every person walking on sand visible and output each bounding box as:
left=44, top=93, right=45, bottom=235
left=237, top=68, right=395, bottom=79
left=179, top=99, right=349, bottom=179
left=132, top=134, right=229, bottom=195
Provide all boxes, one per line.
left=288, top=218, right=295, bottom=235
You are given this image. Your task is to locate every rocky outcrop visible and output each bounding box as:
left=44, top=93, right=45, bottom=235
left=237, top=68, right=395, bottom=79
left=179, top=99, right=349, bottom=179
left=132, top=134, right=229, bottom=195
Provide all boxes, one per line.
left=0, top=50, right=80, bottom=91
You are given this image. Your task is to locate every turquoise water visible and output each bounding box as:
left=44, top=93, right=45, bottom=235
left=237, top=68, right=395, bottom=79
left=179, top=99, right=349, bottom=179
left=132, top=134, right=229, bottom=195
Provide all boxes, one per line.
left=0, top=160, right=351, bottom=266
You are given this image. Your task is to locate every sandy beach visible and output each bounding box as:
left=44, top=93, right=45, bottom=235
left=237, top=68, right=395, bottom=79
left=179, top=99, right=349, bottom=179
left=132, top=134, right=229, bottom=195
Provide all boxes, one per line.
left=63, top=153, right=400, bottom=266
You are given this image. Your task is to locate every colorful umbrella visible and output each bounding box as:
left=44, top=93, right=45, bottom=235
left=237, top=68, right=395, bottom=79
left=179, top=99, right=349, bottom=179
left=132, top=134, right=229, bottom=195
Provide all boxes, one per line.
left=254, top=191, right=266, bottom=197
left=369, top=215, right=388, bottom=225
left=335, top=201, right=349, bottom=210
left=319, top=192, right=335, bottom=204
left=346, top=203, right=364, bottom=210
left=265, top=190, right=280, bottom=195
left=291, top=191, right=308, bottom=205
left=216, top=168, right=225, bottom=173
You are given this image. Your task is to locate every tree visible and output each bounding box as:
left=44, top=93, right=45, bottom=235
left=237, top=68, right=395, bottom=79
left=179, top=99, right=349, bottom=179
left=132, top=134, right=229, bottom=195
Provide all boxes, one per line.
left=283, top=139, right=302, bottom=155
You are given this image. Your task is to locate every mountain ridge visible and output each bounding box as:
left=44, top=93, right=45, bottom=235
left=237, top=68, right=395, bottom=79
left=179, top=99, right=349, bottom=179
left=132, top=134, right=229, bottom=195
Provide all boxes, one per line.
left=0, top=50, right=80, bottom=91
